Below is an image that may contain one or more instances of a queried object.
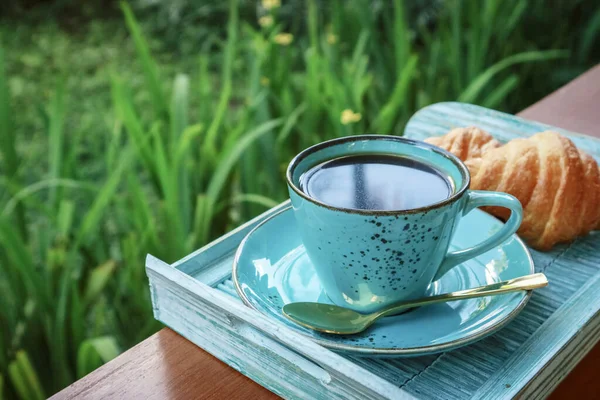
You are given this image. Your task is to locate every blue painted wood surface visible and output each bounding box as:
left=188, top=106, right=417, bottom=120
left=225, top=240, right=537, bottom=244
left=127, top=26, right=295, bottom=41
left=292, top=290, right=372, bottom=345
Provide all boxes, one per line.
left=147, top=102, right=600, bottom=399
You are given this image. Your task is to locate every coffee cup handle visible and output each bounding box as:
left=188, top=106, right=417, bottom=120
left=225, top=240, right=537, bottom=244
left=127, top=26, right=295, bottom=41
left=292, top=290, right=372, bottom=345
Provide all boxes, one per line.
left=433, top=190, right=523, bottom=281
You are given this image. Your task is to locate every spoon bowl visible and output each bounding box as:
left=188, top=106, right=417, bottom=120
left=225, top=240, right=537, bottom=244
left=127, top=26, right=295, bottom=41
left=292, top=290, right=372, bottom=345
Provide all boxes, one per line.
left=283, top=303, right=374, bottom=334
left=283, top=273, right=548, bottom=335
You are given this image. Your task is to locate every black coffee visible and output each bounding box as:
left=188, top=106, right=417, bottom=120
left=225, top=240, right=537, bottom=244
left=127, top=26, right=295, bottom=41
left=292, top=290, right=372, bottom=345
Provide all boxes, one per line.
left=299, top=154, right=452, bottom=211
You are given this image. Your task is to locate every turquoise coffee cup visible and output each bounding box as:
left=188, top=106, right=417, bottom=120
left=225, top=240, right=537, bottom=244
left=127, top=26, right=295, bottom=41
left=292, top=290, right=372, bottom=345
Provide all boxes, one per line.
left=286, top=135, right=523, bottom=313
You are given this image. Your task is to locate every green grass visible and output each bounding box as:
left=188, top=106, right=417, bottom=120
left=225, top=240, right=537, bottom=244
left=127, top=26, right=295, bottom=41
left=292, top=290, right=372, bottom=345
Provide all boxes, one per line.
left=0, top=0, right=599, bottom=397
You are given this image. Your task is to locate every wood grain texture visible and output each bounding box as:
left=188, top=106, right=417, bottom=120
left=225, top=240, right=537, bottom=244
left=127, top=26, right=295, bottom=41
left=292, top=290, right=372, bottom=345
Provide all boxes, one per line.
left=52, top=64, right=600, bottom=400
left=548, top=345, right=600, bottom=400
left=50, top=329, right=278, bottom=400
left=519, top=64, right=600, bottom=138
left=471, top=273, right=600, bottom=399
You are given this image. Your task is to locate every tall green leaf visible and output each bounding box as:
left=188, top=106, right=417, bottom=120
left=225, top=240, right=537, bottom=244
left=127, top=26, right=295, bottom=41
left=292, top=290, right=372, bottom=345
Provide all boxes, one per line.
left=0, top=46, right=18, bottom=182
left=459, top=50, right=568, bottom=103
left=372, top=54, right=418, bottom=133
left=481, top=74, right=519, bottom=109
left=170, top=74, right=191, bottom=234
left=48, top=79, right=67, bottom=207
left=120, top=2, right=167, bottom=118
left=111, top=76, right=160, bottom=192
left=392, top=0, right=410, bottom=73
left=0, top=45, right=26, bottom=238
left=204, top=0, right=238, bottom=151
left=7, top=351, right=45, bottom=400
left=205, top=118, right=283, bottom=202
left=0, top=218, right=48, bottom=308
left=76, top=146, right=135, bottom=245
left=77, top=337, right=120, bottom=379
left=579, top=7, right=600, bottom=63
left=83, top=260, right=117, bottom=308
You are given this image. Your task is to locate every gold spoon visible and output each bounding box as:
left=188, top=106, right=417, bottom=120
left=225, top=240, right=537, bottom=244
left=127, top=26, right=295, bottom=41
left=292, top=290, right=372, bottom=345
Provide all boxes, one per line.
left=282, top=273, right=548, bottom=335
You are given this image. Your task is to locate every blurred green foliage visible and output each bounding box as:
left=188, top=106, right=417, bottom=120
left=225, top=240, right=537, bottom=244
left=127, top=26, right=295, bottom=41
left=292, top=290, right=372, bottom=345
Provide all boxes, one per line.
left=0, top=0, right=599, bottom=398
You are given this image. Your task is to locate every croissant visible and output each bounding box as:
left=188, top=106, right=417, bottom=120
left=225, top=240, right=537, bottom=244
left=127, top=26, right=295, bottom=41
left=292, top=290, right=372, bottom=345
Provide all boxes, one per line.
left=425, top=127, right=501, bottom=161
left=427, top=129, right=600, bottom=250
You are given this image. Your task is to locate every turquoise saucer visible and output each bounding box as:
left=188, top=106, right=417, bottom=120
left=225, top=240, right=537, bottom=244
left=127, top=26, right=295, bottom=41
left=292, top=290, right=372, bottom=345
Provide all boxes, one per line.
left=232, top=206, right=534, bottom=357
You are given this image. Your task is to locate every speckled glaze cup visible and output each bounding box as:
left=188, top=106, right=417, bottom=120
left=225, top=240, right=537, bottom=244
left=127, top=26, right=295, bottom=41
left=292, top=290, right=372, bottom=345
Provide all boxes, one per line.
left=286, top=135, right=523, bottom=313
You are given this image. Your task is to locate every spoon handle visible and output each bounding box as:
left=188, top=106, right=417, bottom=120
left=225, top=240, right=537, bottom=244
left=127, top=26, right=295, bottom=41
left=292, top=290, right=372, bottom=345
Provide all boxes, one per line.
left=376, top=273, right=548, bottom=319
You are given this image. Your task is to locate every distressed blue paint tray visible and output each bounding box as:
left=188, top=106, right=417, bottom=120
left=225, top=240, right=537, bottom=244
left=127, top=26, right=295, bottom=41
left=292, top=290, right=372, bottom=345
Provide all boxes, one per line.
left=146, top=102, right=600, bottom=399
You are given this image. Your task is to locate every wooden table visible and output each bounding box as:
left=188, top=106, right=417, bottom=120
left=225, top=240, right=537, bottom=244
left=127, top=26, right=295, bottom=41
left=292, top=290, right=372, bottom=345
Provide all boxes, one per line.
left=53, top=65, right=600, bottom=400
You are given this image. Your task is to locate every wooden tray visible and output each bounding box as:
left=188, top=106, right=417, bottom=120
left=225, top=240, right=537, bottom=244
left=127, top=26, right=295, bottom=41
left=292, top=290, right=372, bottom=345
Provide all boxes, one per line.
left=146, top=102, right=600, bottom=399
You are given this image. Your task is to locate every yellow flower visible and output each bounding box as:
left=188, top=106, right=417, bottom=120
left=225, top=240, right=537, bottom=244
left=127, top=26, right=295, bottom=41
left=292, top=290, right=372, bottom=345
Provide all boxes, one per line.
left=327, top=33, right=338, bottom=45
left=274, top=33, right=294, bottom=46
left=262, top=0, right=281, bottom=10
left=340, top=109, right=362, bottom=125
left=260, top=76, right=270, bottom=86
left=259, top=15, right=274, bottom=27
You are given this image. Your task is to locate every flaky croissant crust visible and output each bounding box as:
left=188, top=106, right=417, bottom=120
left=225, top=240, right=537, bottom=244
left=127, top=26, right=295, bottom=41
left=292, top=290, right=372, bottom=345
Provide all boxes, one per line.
left=426, top=128, right=600, bottom=250
left=425, top=127, right=502, bottom=161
